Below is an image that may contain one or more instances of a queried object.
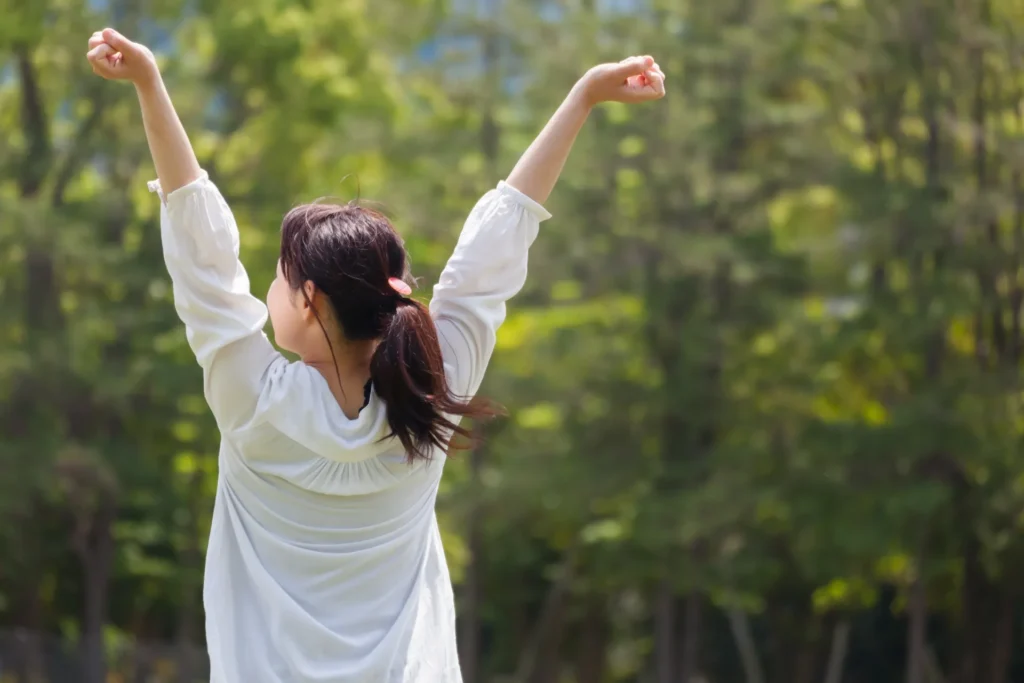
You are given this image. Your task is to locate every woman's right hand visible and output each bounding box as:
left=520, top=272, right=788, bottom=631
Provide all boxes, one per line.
left=87, top=28, right=158, bottom=86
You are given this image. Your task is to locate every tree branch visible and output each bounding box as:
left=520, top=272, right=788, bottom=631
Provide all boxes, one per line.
left=52, top=89, right=107, bottom=208
left=823, top=619, right=851, bottom=683
left=15, top=42, right=52, bottom=198
left=728, top=608, right=766, bottom=683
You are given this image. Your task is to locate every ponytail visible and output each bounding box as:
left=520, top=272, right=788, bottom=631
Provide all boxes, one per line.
left=370, top=298, right=485, bottom=461
left=279, top=199, right=491, bottom=460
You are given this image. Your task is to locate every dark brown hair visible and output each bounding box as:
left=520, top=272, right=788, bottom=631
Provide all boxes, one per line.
left=279, top=201, right=488, bottom=461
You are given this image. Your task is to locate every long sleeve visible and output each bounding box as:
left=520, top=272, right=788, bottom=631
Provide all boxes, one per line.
left=429, top=181, right=552, bottom=399
left=150, top=172, right=282, bottom=432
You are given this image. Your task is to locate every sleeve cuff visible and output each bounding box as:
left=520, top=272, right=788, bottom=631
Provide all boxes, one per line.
left=147, top=171, right=212, bottom=206
left=497, top=180, right=553, bottom=222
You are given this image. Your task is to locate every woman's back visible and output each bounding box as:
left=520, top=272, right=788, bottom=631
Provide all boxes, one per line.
left=150, top=172, right=551, bottom=682
left=208, top=361, right=456, bottom=682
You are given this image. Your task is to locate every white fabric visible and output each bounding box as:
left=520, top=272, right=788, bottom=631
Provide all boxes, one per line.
left=149, top=172, right=551, bottom=683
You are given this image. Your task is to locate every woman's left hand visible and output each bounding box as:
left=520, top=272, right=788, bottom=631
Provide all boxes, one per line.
left=575, top=55, right=666, bottom=108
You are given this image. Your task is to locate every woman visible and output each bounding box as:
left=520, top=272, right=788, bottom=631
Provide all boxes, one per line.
left=86, top=27, right=665, bottom=683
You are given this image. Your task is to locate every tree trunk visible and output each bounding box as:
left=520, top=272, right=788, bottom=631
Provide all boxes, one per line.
left=823, top=619, right=851, bottom=683
left=727, top=609, right=765, bottom=683
left=906, top=579, right=927, bottom=683
left=13, top=504, right=47, bottom=683
left=794, top=642, right=816, bottom=683
left=654, top=578, right=675, bottom=683
left=514, top=546, right=577, bottom=683
left=987, top=594, right=1013, bottom=683
left=958, top=567, right=1012, bottom=683
left=575, top=597, right=609, bottom=683
left=459, top=444, right=485, bottom=683
left=17, top=592, right=47, bottom=683
left=678, top=592, right=702, bottom=683
left=80, top=506, right=115, bottom=683
left=525, top=589, right=569, bottom=683
left=958, top=538, right=995, bottom=683
left=61, top=455, right=119, bottom=683
left=176, top=470, right=204, bottom=683
left=924, top=646, right=946, bottom=683
left=15, top=44, right=52, bottom=198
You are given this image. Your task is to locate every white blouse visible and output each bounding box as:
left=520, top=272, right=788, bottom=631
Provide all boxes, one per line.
left=149, top=172, right=551, bottom=683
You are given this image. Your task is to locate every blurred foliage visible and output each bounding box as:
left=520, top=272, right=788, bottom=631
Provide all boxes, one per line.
left=3, top=0, right=1024, bottom=682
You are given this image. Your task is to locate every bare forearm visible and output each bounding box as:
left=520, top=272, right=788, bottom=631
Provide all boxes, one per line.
left=506, top=86, right=592, bottom=205
left=134, top=77, right=202, bottom=195
left=505, top=53, right=666, bottom=205
left=85, top=28, right=200, bottom=192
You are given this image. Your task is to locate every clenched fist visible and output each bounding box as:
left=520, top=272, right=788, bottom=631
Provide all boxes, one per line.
left=86, top=28, right=158, bottom=85
left=576, top=55, right=666, bottom=107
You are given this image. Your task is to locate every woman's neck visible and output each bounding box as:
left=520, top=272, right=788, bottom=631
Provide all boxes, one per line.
left=303, top=339, right=377, bottom=419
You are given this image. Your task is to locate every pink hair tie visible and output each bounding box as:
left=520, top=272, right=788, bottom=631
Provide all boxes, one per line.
left=388, top=277, right=412, bottom=296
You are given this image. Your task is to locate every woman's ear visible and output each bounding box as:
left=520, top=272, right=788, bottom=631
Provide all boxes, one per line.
left=300, top=280, right=318, bottom=321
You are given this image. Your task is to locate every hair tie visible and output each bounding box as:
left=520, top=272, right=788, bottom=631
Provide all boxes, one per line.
left=388, top=277, right=412, bottom=296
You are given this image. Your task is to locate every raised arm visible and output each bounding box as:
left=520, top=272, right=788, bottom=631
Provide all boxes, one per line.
left=88, top=29, right=201, bottom=194
left=507, top=55, right=666, bottom=205
left=87, top=29, right=282, bottom=432
left=431, top=56, right=666, bottom=399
